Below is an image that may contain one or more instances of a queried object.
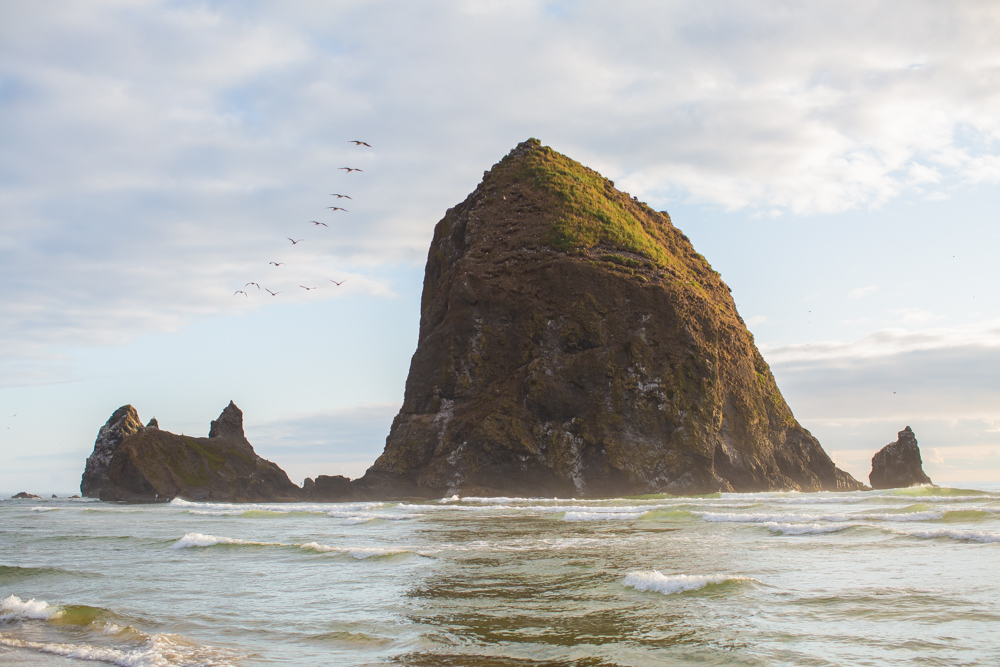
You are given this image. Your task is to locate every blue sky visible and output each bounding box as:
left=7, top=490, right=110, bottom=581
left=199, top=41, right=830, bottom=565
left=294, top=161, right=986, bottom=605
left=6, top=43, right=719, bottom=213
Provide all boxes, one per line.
left=2, top=1, right=999, bottom=492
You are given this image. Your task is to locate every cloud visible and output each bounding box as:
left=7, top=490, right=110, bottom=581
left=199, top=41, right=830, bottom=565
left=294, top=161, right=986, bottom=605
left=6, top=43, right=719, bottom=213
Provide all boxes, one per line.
left=848, top=285, right=878, bottom=299
left=4, top=1, right=1000, bottom=378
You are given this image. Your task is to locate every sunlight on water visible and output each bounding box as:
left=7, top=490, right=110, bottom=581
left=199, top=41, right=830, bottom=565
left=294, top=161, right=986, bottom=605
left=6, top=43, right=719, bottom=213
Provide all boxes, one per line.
left=1, top=484, right=999, bottom=665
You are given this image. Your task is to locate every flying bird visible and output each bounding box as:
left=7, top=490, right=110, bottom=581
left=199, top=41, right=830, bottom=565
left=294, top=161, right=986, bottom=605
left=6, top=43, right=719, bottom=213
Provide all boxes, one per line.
left=265, top=289, right=282, bottom=296
left=329, top=279, right=346, bottom=286
left=245, top=282, right=260, bottom=289
left=287, top=237, right=304, bottom=244
left=234, top=290, right=248, bottom=297
left=310, top=220, right=329, bottom=227
left=327, top=207, right=347, bottom=212
left=299, top=285, right=317, bottom=291
left=269, top=262, right=284, bottom=266
left=349, top=140, right=372, bottom=147
left=330, top=194, right=352, bottom=199
left=340, top=167, right=363, bottom=173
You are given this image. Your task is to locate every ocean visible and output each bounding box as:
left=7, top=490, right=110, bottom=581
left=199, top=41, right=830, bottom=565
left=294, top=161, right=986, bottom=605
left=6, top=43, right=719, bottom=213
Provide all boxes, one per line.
left=1, top=484, right=998, bottom=666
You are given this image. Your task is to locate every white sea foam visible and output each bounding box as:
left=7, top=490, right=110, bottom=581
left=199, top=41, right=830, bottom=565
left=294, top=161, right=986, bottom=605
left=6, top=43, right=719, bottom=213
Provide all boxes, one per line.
left=0, top=595, right=61, bottom=622
left=0, top=631, right=241, bottom=667
left=29, top=507, right=58, bottom=512
left=170, top=533, right=280, bottom=549
left=695, top=510, right=946, bottom=524
left=297, top=542, right=414, bottom=559
left=762, top=522, right=860, bottom=535
left=891, top=527, right=1000, bottom=543
left=563, top=511, right=647, bottom=521
left=623, top=571, right=753, bottom=595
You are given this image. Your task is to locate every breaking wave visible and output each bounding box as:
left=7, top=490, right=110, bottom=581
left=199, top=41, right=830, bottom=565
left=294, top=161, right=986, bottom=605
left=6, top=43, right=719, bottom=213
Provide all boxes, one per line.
left=890, top=527, right=1000, bottom=543
left=169, top=533, right=423, bottom=558
left=623, top=571, right=755, bottom=595
left=762, top=522, right=860, bottom=535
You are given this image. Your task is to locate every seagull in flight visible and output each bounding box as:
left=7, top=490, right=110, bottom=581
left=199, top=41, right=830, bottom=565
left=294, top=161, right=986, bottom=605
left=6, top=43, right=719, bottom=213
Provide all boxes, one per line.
left=330, top=194, right=352, bottom=199
left=330, top=279, right=346, bottom=286
left=299, top=285, right=317, bottom=291
left=234, top=290, right=248, bottom=297
left=310, top=220, right=329, bottom=227
left=269, top=262, right=284, bottom=266
left=245, top=282, right=260, bottom=289
left=288, top=237, right=304, bottom=244
left=265, top=288, right=282, bottom=296
left=327, top=207, right=347, bottom=212
left=349, top=140, right=372, bottom=147
left=340, top=167, right=363, bottom=173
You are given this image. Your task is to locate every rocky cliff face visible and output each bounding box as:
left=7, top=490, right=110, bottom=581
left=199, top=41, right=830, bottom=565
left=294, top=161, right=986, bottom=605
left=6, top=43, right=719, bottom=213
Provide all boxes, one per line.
left=81, top=405, right=144, bottom=497
left=358, top=139, right=864, bottom=498
left=869, top=426, right=933, bottom=489
left=97, top=402, right=302, bottom=502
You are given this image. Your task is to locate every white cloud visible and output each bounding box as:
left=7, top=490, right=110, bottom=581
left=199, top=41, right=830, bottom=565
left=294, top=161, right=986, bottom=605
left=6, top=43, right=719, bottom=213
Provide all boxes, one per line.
left=746, top=315, right=768, bottom=327
left=848, top=285, right=878, bottom=299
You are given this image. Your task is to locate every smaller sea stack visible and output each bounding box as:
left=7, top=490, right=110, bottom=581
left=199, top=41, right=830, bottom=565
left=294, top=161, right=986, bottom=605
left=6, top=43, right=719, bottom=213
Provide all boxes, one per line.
left=869, top=426, right=933, bottom=489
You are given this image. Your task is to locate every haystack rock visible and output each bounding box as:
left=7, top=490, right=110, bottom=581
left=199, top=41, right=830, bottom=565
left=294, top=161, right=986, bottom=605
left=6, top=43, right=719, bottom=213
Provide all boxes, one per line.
left=354, top=139, right=865, bottom=498
left=869, top=426, right=933, bottom=489
left=97, top=401, right=301, bottom=502
left=81, top=405, right=144, bottom=497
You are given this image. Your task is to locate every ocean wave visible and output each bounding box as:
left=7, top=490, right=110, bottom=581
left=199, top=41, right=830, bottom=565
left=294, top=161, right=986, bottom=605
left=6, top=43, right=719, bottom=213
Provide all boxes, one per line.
left=695, top=510, right=947, bottom=524
left=0, top=631, right=242, bottom=667
left=562, top=511, right=647, bottom=521
left=762, top=522, right=860, bottom=535
left=890, top=527, right=1000, bottom=543
left=0, top=595, right=61, bottom=622
left=29, top=507, right=58, bottom=512
left=170, top=533, right=282, bottom=549
left=623, top=571, right=754, bottom=595
left=298, top=542, right=417, bottom=559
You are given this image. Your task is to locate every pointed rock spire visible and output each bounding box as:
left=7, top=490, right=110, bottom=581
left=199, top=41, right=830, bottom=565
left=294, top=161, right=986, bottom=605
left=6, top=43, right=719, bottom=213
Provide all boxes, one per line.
left=209, top=400, right=245, bottom=440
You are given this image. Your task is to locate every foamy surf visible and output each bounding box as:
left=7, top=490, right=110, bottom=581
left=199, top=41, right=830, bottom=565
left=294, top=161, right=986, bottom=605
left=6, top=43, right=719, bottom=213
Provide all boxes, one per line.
left=0, top=631, right=242, bottom=667
left=762, top=522, right=860, bottom=535
left=624, top=571, right=754, bottom=595
left=1, top=595, right=61, bottom=622
left=562, top=511, right=647, bottom=521
left=169, top=533, right=423, bottom=559
left=891, top=527, right=1000, bottom=543
left=170, top=533, right=282, bottom=549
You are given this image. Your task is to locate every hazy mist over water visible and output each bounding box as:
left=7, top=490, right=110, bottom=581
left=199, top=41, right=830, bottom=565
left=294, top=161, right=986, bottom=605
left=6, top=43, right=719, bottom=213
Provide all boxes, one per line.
left=2, top=485, right=999, bottom=666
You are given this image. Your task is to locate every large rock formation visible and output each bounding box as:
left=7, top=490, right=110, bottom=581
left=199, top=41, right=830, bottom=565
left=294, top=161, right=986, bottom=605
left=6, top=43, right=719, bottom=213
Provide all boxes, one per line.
left=354, top=139, right=864, bottom=498
left=869, top=426, right=933, bottom=489
left=95, top=402, right=302, bottom=502
left=81, top=405, right=144, bottom=497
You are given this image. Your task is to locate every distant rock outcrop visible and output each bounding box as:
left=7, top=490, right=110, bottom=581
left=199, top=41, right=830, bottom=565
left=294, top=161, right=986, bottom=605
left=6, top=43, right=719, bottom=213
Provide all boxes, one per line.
left=12, top=492, right=41, bottom=499
left=349, top=139, right=864, bottom=498
left=869, top=426, right=933, bottom=489
left=81, top=405, right=144, bottom=497
left=96, top=402, right=302, bottom=503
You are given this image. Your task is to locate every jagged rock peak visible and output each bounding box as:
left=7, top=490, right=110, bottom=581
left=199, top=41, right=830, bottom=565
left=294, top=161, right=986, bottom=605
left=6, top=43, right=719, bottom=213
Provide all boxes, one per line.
left=146, top=418, right=159, bottom=429
left=870, top=426, right=933, bottom=490
left=80, top=405, right=144, bottom=498
left=209, top=401, right=244, bottom=439
left=360, top=139, right=865, bottom=498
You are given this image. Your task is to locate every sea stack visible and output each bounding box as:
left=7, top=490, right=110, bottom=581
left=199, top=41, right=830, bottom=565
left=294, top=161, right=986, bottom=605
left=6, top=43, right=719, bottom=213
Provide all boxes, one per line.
left=356, top=139, right=864, bottom=498
left=81, top=405, right=144, bottom=497
left=95, top=401, right=302, bottom=502
left=869, top=426, right=933, bottom=489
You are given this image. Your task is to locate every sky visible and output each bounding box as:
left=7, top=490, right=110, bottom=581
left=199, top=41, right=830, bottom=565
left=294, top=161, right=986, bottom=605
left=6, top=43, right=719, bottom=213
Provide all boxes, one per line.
left=2, top=0, right=999, bottom=492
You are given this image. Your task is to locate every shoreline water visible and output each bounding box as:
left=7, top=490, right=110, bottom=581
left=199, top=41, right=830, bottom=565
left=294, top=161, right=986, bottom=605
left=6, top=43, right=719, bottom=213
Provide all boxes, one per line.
left=2, top=484, right=999, bottom=666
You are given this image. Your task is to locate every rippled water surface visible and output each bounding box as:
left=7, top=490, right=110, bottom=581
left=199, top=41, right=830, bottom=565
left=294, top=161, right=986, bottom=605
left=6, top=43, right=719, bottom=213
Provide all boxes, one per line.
left=1, top=484, right=999, bottom=666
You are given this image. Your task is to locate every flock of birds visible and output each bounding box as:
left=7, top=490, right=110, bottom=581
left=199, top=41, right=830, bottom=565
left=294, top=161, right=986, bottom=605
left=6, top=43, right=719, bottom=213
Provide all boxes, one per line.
left=234, top=140, right=372, bottom=298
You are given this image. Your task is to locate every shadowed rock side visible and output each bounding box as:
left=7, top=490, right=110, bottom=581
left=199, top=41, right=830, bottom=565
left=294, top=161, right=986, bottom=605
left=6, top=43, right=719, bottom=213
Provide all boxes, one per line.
left=355, top=139, right=864, bottom=498
left=869, top=426, right=933, bottom=489
left=81, top=405, right=144, bottom=497
left=99, top=402, right=301, bottom=502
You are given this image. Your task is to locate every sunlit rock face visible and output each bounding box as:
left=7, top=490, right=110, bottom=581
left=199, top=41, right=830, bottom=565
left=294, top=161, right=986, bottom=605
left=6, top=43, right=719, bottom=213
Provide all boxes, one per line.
left=870, top=426, right=933, bottom=490
left=359, top=139, right=864, bottom=498
left=81, top=405, right=144, bottom=498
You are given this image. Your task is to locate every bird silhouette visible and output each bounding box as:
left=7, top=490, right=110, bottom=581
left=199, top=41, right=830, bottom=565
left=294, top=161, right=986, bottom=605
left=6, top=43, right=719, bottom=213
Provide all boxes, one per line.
left=245, top=282, right=260, bottom=289
left=340, top=167, right=363, bottom=173
left=330, top=193, right=352, bottom=199
left=310, top=220, right=329, bottom=226
left=265, top=288, right=282, bottom=296
left=350, top=140, right=372, bottom=147
left=330, top=279, right=346, bottom=286
left=299, top=285, right=317, bottom=291
left=327, top=207, right=347, bottom=212
left=234, top=290, right=248, bottom=297
left=269, top=262, right=284, bottom=266
left=287, top=237, right=304, bottom=244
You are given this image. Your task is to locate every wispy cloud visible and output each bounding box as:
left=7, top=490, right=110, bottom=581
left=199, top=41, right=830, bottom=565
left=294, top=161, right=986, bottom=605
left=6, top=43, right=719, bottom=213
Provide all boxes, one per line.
left=848, top=285, right=878, bottom=299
